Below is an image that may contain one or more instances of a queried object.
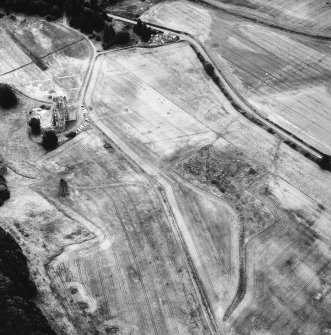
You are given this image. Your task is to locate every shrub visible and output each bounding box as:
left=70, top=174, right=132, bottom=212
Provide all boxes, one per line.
left=65, top=131, right=76, bottom=138
left=42, top=130, right=58, bottom=150
left=0, top=84, right=18, bottom=109
left=59, top=178, right=69, bottom=197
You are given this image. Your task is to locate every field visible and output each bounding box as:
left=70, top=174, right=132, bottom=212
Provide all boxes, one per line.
left=88, top=42, right=219, bottom=163
left=172, top=178, right=240, bottom=325
left=87, top=41, right=331, bottom=209
left=173, top=142, right=331, bottom=334
left=142, top=1, right=331, bottom=154
left=102, top=0, right=164, bottom=18
left=85, top=40, right=331, bottom=334
left=0, top=93, right=43, bottom=174
left=0, top=4, right=331, bottom=335
left=202, top=0, right=331, bottom=34
left=36, top=130, right=214, bottom=335
left=0, top=16, right=92, bottom=102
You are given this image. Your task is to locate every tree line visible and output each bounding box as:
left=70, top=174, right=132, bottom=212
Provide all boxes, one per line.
left=0, top=226, right=56, bottom=334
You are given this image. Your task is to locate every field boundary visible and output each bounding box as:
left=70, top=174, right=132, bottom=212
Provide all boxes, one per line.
left=110, top=14, right=327, bottom=167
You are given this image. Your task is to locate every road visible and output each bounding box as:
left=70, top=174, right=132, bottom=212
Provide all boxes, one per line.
left=78, top=13, right=329, bottom=332
left=33, top=11, right=328, bottom=334
left=107, top=14, right=323, bottom=161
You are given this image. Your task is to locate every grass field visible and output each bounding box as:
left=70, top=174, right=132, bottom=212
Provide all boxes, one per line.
left=0, top=16, right=92, bottom=102
left=0, top=28, right=31, bottom=74
left=142, top=1, right=331, bottom=154
left=0, top=93, right=43, bottom=173
left=37, top=130, right=214, bottom=335
left=3, top=17, right=83, bottom=57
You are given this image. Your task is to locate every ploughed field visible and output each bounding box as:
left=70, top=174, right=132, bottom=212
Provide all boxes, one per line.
left=87, top=42, right=331, bottom=210
left=0, top=17, right=92, bottom=102
left=0, top=5, right=331, bottom=335
left=37, top=131, right=215, bottom=335
left=88, top=42, right=219, bottom=162
left=202, top=0, right=331, bottom=35
left=86, top=40, right=331, bottom=334
left=142, top=1, right=331, bottom=154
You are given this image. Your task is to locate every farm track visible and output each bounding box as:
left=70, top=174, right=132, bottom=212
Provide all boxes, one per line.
left=83, top=26, right=330, bottom=333
left=84, top=72, right=220, bottom=332
left=108, top=14, right=325, bottom=162
left=40, top=126, right=219, bottom=333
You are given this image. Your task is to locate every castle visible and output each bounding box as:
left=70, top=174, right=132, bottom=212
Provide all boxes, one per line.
left=27, top=96, right=76, bottom=133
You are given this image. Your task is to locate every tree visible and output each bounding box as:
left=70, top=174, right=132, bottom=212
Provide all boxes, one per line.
left=92, top=11, right=105, bottom=32
left=134, top=20, right=154, bottom=42
left=115, top=31, right=130, bottom=44
left=69, top=16, right=80, bottom=28
left=59, top=178, right=69, bottom=197
left=0, top=163, right=7, bottom=176
left=64, top=0, right=82, bottom=16
left=42, top=130, right=58, bottom=150
left=90, top=0, right=98, bottom=9
left=133, top=18, right=143, bottom=35
left=318, top=154, right=331, bottom=171
left=103, top=22, right=115, bottom=43
left=79, top=7, right=95, bottom=34
left=51, top=5, right=61, bottom=18
left=0, top=184, right=10, bottom=201
left=29, top=117, right=41, bottom=135
left=204, top=62, right=214, bottom=76
left=0, top=84, right=18, bottom=109
left=141, top=25, right=153, bottom=42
